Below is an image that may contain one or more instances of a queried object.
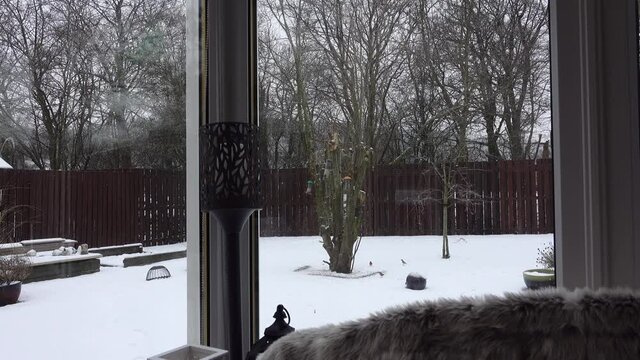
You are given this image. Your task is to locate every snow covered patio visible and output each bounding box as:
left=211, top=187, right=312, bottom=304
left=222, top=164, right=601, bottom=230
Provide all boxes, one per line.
left=0, top=258, right=188, bottom=360
left=0, top=234, right=552, bottom=360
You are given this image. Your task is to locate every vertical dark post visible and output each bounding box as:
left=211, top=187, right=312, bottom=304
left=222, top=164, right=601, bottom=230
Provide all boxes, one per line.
left=200, top=122, right=260, bottom=360
left=203, top=0, right=258, bottom=359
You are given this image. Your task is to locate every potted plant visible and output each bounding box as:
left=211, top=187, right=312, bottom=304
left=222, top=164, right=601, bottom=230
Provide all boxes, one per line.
left=523, top=244, right=555, bottom=290
left=0, top=255, right=31, bottom=306
left=0, top=186, right=32, bottom=305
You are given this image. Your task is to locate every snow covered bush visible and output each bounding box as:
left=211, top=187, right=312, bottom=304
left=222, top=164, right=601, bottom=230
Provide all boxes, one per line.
left=536, top=244, right=555, bottom=269
left=0, top=255, right=32, bottom=285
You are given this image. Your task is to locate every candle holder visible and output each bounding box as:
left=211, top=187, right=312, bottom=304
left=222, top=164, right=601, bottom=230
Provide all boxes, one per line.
left=200, top=122, right=261, bottom=211
left=200, top=122, right=261, bottom=360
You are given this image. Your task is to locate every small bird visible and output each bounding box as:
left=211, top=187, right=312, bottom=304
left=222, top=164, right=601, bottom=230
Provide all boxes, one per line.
left=401, top=259, right=407, bottom=266
left=369, top=261, right=373, bottom=266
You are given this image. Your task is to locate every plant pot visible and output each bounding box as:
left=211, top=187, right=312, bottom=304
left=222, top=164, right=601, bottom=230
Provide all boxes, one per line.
left=523, top=268, right=555, bottom=290
left=0, top=282, right=22, bottom=306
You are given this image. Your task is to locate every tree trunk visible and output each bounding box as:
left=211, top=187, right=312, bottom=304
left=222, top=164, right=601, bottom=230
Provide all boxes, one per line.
left=486, top=119, right=501, bottom=160
left=483, top=97, right=501, bottom=160
left=442, top=202, right=450, bottom=259
left=508, top=125, right=525, bottom=160
left=323, top=234, right=355, bottom=273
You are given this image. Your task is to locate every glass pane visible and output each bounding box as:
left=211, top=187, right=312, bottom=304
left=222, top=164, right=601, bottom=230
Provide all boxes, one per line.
left=258, top=0, right=554, bottom=331
left=0, top=1, right=187, bottom=359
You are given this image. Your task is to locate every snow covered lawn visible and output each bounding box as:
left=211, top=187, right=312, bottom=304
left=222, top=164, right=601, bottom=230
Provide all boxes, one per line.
left=0, top=234, right=552, bottom=360
left=0, top=258, right=187, bottom=360
left=258, top=234, right=553, bottom=329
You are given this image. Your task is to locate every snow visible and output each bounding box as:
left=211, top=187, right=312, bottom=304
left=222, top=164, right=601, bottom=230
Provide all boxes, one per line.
left=0, top=243, right=22, bottom=249
left=0, top=235, right=552, bottom=360
left=0, top=156, right=12, bottom=169
left=90, top=243, right=143, bottom=251
left=0, top=258, right=187, bottom=360
left=135, top=243, right=186, bottom=255
left=258, top=234, right=552, bottom=330
left=523, top=270, right=555, bottom=277
left=100, top=243, right=186, bottom=267
left=30, top=253, right=101, bottom=266
left=21, top=238, right=67, bottom=245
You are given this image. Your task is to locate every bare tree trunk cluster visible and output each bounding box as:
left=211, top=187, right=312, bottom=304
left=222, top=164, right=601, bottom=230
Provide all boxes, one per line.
left=0, top=0, right=186, bottom=170
left=316, top=134, right=370, bottom=273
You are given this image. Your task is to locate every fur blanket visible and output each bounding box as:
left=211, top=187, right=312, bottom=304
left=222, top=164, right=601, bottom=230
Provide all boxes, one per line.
left=259, top=288, right=640, bottom=360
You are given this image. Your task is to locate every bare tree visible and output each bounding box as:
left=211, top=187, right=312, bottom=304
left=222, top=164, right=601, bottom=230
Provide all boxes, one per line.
left=309, top=0, right=410, bottom=273
left=0, top=0, right=98, bottom=170
left=403, top=0, right=549, bottom=162
left=89, top=0, right=176, bottom=168
left=0, top=41, right=21, bottom=139
left=259, top=0, right=551, bottom=261
left=262, top=0, right=410, bottom=273
left=470, top=0, right=549, bottom=160
left=400, top=0, right=450, bottom=164
left=420, top=133, right=481, bottom=259
left=0, top=0, right=188, bottom=170
left=131, top=1, right=186, bottom=170
left=259, top=2, right=318, bottom=169
left=425, top=0, right=478, bottom=162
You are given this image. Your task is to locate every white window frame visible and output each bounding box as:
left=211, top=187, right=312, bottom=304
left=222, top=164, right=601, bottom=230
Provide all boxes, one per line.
left=185, top=0, right=201, bottom=345
left=550, top=0, right=640, bottom=289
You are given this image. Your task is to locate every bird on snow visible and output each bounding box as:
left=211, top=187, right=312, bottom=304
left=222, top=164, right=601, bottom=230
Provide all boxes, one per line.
left=401, top=259, right=407, bottom=265
left=369, top=261, right=373, bottom=266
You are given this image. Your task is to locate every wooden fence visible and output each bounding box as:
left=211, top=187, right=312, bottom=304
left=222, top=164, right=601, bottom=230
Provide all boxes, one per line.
left=260, top=159, right=554, bottom=236
left=0, top=169, right=185, bottom=248
left=0, top=159, right=553, bottom=248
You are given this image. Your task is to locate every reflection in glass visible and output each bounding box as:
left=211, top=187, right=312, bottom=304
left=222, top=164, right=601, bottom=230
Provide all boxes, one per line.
left=0, top=1, right=187, bottom=359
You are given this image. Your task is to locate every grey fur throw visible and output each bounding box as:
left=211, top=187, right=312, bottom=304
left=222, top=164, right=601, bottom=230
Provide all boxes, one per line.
left=259, top=288, right=640, bottom=360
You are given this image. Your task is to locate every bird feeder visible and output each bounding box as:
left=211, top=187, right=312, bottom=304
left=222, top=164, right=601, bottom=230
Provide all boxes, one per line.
left=305, top=180, right=314, bottom=195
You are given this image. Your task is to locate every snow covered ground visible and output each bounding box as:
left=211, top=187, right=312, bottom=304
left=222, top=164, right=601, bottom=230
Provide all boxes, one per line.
left=0, top=234, right=552, bottom=360
left=258, top=234, right=553, bottom=330
left=0, top=258, right=187, bottom=360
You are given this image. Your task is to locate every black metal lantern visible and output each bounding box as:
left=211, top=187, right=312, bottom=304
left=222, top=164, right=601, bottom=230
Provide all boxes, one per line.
left=200, top=122, right=261, bottom=211
left=245, top=305, right=295, bottom=360
left=200, top=122, right=261, bottom=360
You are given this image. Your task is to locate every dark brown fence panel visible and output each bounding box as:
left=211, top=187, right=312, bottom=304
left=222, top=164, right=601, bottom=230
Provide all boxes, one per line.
left=0, top=160, right=552, bottom=245
left=0, top=169, right=185, bottom=248
left=260, top=169, right=317, bottom=237
left=138, top=170, right=185, bottom=246
left=258, top=159, right=554, bottom=237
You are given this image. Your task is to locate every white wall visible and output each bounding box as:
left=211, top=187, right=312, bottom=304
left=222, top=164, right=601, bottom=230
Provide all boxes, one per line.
left=186, top=0, right=201, bottom=345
